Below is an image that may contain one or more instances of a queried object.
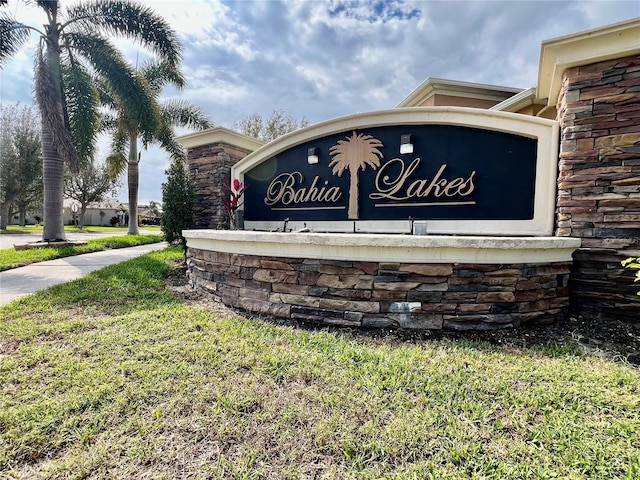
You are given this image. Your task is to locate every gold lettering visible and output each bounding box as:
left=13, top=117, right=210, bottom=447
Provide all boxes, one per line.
left=458, top=171, right=476, bottom=196
left=265, top=172, right=342, bottom=206
left=444, top=177, right=465, bottom=196
left=265, top=172, right=301, bottom=205
left=370, top=158, right=420, bottom=200
left=369, top=158, right=476, bottom=202
left=327, top=185, right=342, bottom=202
left=308, top=178, right=322, bottom=202
left=293, top=188, right=306, bottom=203
left=265, top=159, right=476, bottom=209
left=406, top=178, right=428, bottom=198
left=421, top=164, right=448, bottom=198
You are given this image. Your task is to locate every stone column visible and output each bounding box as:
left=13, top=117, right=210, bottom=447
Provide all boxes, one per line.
left=556, top=54, right=640, bottom=321
left=186, top=143, right=253, bottom=229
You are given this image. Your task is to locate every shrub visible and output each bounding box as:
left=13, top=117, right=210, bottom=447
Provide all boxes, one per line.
left=161, top=159, right=194, bottom=253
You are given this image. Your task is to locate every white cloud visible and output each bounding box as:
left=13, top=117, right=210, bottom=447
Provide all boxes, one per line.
left=137, top=0, right=230, bottom=36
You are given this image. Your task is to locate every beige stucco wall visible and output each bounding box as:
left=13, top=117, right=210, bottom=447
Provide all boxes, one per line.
left=426, top=94, right=504, bottom=109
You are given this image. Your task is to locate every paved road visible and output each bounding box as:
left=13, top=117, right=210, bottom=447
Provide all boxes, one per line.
left=0, top=232, right=167, bottom=306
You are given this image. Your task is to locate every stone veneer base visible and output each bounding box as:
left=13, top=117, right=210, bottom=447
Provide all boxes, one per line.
left=184, top=231, right=581, bottom=331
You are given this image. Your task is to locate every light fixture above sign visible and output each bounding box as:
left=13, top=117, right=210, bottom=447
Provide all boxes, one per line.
left=234, top=108, right=558, bottom=236
left=307, top=147, right=319, bottom=164
left=400, top=134, right=414, bottom=154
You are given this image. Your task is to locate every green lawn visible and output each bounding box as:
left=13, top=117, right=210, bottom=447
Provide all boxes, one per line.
left=0, top=234, right=164, bottom=271
left=1, top=248, right=638, bottom=479
left=1, top=225, right=161, bottom=234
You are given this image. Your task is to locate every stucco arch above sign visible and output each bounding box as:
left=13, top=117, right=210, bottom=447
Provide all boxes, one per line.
left=233, top=107, right=558, bottom=236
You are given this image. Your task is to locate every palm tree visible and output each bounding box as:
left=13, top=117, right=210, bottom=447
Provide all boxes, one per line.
left=148, top=200, right=161, bottom=218
left=103, top=59, right=212, bottom=235
left=329, top=131, right=384, bottom=219
left=0, top=0, right=181, bottom=241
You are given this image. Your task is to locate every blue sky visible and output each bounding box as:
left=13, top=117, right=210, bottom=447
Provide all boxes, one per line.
left=1, top=0, right=638, bottom=203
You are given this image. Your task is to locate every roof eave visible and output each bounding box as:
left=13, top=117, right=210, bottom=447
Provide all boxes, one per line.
left=537, top=18, right=640, bottom=108
left=177, top=126, right=265, bottom=152
left=397, top=77, right=523, bottom=108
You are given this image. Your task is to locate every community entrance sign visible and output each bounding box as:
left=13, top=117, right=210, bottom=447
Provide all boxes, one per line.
left=246, top=124, right=538, bottom=222
left=233, top=108, right=558, bottom=235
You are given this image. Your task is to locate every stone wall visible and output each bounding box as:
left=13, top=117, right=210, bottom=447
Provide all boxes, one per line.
left=182, top=49, right=640, bottom=327
left=187, top=247, right=572, bottom=331
left=557, top=54, right=640, bottom=321
left=186, top=142, right=254, bottom=229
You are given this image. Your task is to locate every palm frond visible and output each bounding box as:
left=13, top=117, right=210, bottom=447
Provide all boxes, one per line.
left=65, top=0, right=182, bottom=65
left=67, top=31, right=161, bottom=136
left=141, top=59, right=186, bottom=93
left=328, top=154, right=348, bottom=176
left=361, top=157, right=382, bottom=171
left=0, top=15, right=31, bottom=66
left=111, top=123, right=129, bottom=154
left=105, top=151, right=127, bottom=181
left=99, top=112, right=119, bottom=133
left=61, top=56, right=100, bottom=162
left=161, top=99, right=213, bottom=131
left=95, top=76, right=117, bottom=109
left=35, top=0, right=57, bottom=16
left=154, top=122, right=186, bottom=161
left=104, top=125, right=129, bottom=179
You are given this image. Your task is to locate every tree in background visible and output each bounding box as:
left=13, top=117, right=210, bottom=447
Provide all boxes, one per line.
left=64, top=160, right=118, bottom=229
left=161, top=158, right=194, bottom=254
left=0, top=1, right=181, bottom=241
left=148, top=200, right=161, bottom=218
left=103, top=59, right=212, bottom=236
left=233, top=109, right=309, bottom=142
left=0, top=103, right=42, bottom=229
left=13, top=185, right=43, bottom=228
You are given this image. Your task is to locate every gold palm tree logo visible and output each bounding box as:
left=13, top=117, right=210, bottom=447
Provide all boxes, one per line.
left=329, top=131, right=384, bottom=219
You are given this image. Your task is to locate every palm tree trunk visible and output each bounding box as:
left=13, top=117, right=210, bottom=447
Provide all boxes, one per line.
left=348, top=169, right=359, bottom=220
left=127, top=136, right=140, bottom=235
left=41, top=120, right=66, bottom=241
left=40, top=17, right=67, bottom=242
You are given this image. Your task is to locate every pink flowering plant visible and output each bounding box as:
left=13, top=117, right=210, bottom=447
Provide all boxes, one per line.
left=622, top=257, right=640, bottom=295
left=223, top=178, right=247, bottom=229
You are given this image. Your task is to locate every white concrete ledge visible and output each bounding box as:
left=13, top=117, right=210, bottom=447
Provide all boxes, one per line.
left=183, top=230, right=581, bottom=265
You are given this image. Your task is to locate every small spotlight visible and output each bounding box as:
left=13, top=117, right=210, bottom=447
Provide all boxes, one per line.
left=307, top=147, right=319, bottom=164
left=400, top=134, right=414, bottom=155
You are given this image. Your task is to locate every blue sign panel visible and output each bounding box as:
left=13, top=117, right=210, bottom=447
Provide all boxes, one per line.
left=244, top=125, right=537, bottom=222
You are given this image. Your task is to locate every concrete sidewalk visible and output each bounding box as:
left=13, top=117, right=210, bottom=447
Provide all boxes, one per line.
left=0, top=242, right=168, bottom=306
left=0, top=229, right=158, bottom=250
